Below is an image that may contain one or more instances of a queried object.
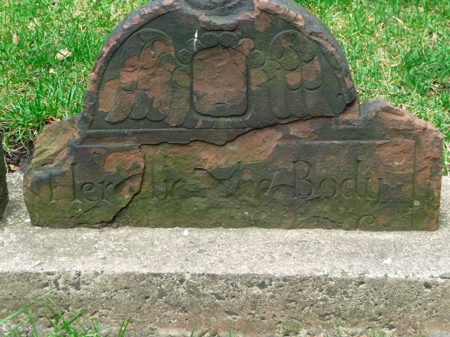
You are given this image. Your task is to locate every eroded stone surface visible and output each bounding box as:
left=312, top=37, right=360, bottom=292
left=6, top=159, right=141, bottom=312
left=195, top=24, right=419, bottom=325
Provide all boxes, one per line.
left=24, top=117, right=145, bottom=227
left=23, top=0, right=442, bottom=229
left=0, top=143, right=7, bottom=220
left=114, top=101, right=442, bottom=230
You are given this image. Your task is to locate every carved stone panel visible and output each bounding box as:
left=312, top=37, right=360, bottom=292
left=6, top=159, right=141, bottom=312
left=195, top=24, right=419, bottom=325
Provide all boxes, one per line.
left=83, top=0, right=357, bottom=145
left=23, top=0, right=443, bottom=229
left=109, top=107, right=441, bottom=230
left=0, top=143, right=7, bottom=220
left=193, top=46, right=247, bottom=117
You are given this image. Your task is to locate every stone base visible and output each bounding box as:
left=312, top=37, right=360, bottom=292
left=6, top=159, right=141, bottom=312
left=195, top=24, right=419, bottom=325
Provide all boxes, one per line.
left=1, top=173, right=450, bottom=337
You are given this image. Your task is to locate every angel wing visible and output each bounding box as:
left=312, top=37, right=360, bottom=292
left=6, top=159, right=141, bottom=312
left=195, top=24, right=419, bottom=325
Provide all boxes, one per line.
left=105, top=29, right=176, bottom=124
left=266, top=30, right=347, bottom=119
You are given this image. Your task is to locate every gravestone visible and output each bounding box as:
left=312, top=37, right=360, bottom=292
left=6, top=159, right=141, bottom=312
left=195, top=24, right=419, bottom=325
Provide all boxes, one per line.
left=0, top=143, right=8, bottom=220
left=23, top=0, right=443, bottom=230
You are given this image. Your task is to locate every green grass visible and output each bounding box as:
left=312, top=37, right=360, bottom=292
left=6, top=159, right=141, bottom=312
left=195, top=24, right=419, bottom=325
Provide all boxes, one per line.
left=0, top=0, right=448, bottom=174
left=0, top=0, right=147, bottom=164
left=0, top=293, right=130, bottom=337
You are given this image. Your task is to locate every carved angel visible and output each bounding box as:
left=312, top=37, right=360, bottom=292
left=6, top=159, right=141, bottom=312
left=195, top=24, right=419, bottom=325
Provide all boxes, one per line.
left=104, top=29, right=185, bottom=125
left=264, top=30, right=347, bottom=119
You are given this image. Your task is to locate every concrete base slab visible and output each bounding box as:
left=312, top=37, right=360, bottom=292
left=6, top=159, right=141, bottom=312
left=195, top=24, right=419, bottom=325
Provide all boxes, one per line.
left=1, top=173, right=449, bottom=337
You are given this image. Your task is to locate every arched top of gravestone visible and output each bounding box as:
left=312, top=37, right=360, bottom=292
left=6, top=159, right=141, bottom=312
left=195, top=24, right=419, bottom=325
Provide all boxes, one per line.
left=80, top=0, right=357, bottom=145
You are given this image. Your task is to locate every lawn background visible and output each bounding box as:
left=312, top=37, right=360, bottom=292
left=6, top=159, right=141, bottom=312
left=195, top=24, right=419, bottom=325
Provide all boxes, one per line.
left=0, top=0, right=449, bottom=174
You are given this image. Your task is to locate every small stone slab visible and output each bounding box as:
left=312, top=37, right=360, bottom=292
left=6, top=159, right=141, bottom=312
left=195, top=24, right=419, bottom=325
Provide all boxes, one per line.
left=23, top=0, right=443, bottom=229
left=0, top=142, right=8, bottom=219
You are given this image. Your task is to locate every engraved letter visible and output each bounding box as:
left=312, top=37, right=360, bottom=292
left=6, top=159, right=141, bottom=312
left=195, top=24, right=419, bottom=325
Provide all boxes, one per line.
left=48, top=164, right=79, bottom=203
left=294, top=161, right=312, bottom=199
left=357, top=215, right=376, bottom=229
left=355, top=160, right=381, bottom=202
left=319, top=179, right=338, bottom=198
left=367, top=178, right=382, bottom=203
left=341, top=179, right=356, bottom=198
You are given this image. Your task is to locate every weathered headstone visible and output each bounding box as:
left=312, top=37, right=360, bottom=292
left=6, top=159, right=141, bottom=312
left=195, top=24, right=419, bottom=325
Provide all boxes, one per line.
left=23, top=0, right=443, bottom=229
left=0, top=143, right=8, bottom=220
